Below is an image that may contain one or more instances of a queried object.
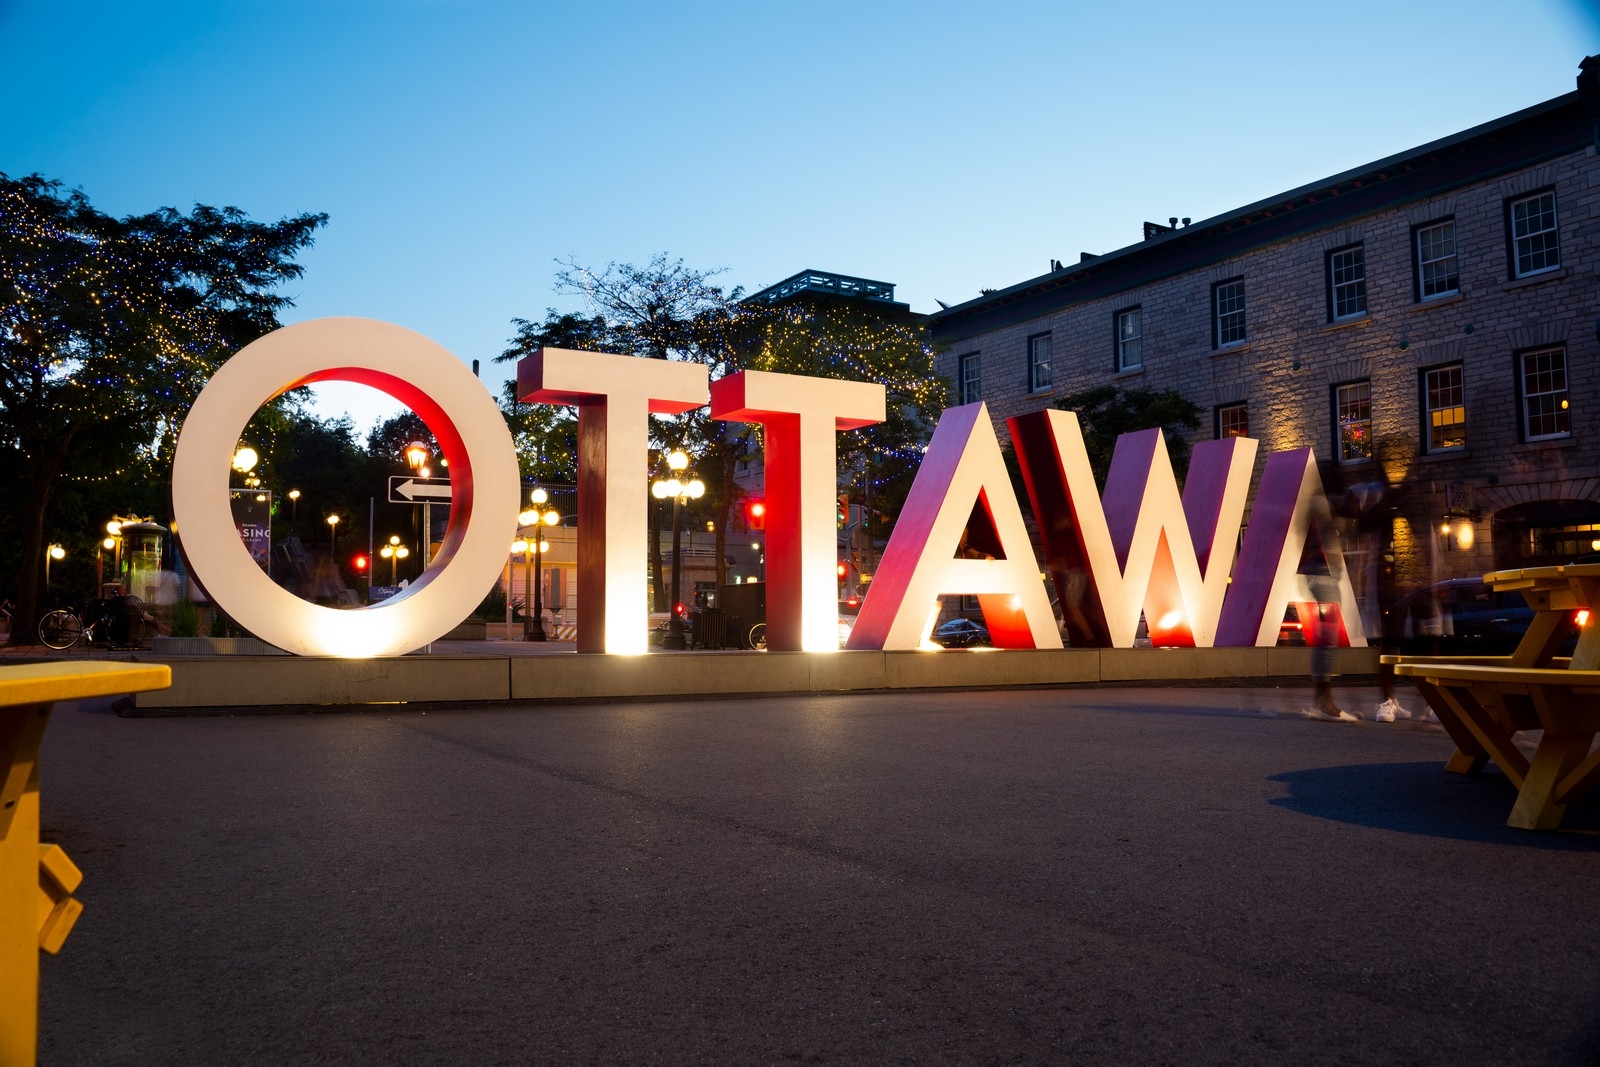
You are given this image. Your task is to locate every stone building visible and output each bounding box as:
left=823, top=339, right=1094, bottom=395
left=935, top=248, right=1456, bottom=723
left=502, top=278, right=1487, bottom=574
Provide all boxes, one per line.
left=929, top=56, right=1600, bottom=620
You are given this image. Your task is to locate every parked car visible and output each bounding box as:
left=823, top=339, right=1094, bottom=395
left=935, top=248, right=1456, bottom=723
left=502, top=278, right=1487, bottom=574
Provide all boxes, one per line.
left=1278, top=606, right=1306, bottom=646
left=932, top=618, right=991, bottom=648
left=1386, top=577, right=1577, bottom=656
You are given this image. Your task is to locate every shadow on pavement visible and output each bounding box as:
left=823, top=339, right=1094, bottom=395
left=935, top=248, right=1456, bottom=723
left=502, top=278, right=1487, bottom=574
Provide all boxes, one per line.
left=1269, top=761, right=1600, bottom=848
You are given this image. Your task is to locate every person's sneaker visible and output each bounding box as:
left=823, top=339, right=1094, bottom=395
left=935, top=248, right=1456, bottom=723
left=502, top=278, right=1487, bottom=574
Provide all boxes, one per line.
left=1375, top=699, right=1396, bottom=723
left=1314, top=708, right=1359, bottom=722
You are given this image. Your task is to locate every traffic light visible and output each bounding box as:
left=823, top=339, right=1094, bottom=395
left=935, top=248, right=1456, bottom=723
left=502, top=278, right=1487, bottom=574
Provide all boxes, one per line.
left=353, top=554, right=368, bottom=573
left=747, top=499, right=765, bottom=531
left=837, top=561, right=848, bottom=580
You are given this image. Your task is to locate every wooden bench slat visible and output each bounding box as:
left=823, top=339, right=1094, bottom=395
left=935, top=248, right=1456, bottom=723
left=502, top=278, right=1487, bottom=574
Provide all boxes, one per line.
left=0, top=663, right=170, bottom=708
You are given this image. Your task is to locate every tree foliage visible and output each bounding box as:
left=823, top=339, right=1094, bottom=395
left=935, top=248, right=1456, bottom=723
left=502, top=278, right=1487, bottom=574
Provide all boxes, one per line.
left=1053, top=385, right=1204, bottom=481
left=496, top=254, right=946, bottom=603
left=0, top=171, right=325, bottom=641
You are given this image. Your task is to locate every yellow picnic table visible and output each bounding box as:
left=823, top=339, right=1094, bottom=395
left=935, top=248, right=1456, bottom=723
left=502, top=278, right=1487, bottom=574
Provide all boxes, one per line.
left=0, top=661, right=170, bottom=1067
left=1388, top=564, right=1600, bottom=830
left=1479, top=563, right=1600, bottom=669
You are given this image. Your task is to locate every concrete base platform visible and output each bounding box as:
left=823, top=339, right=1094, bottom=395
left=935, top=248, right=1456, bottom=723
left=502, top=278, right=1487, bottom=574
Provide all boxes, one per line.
left=124, top=646, right=1379, bottom=710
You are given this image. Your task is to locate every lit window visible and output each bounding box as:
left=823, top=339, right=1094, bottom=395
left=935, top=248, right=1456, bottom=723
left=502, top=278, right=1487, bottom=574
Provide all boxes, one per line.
left=1214, top=279, right=1246, bottom=347
left=1423, top=363, right=1465, bottom=452
left=1028, top=333, right=1053, bottom=391
left=1509, top=191, right=1559, bottom=278
left=959, top=351, right=981, bottom=404
left=1335, top=380, right=1372, bottom=463
left=1328, top=245, right=1367, bottom=321
left=1415, top=220, right=1459, bottom=300
left=1217, top=403, right=1249, bottom=439
left=1115, top=307, right=1142, bottom=371
left=1523, top=521, right=1600, bottom=563
left=1520, top=346, right=1569, bottom=441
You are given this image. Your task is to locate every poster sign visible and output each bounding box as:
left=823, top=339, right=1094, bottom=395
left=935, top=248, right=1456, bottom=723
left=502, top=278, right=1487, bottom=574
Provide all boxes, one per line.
left=229, top=491, right=272, bottom=574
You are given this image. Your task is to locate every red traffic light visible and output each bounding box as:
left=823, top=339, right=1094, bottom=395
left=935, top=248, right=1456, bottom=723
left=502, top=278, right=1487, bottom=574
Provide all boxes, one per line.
left=353, top=554, right=369, bottom=572
left=747, top=499, right=765, bottom=531
left=836, top=562, right=848, bottom=579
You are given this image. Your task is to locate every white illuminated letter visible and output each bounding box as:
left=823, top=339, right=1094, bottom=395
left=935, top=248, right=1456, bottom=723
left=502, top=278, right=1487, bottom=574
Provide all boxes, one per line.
left=1008, top=409, right=1257, bottom=647
left=1214, top=447, right=1367, bottom=647
left=711, top=370, right=885, bottom=652
left=172, top=318, right=521, bottom=657
left=517, top=347, right=708, bottom=655
left=848, top=403, right=1061, bottom=651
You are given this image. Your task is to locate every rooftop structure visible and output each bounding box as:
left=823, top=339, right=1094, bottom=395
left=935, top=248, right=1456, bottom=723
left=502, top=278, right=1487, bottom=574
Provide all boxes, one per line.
left=747, top=269, right=908, bottom=311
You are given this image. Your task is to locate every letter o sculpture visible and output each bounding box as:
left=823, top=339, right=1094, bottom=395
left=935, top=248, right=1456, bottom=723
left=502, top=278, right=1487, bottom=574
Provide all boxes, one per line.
left=171, top=317, right=520, bottom=657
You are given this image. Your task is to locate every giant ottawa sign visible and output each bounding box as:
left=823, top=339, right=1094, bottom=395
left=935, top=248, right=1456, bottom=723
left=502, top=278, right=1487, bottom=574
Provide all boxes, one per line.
left=171, top=317, right=1365, bottom=658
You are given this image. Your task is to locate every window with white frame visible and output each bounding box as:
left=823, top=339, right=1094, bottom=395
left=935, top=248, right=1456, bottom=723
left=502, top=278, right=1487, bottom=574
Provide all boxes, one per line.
left=1028, top=332, right=1053, bottom=392
left=1414, top=219, right=1459, bottom=300
left=1520, top=346, right=1570, bottom=440
left=958, top=351, right=981, bottom=404
left=1217, top=403, right=1249, bottom=440
left=1115, top=307, right=1142, bottom=371
left=1213, top=278, right=1246, bottom=347
left=1509, top=191, right=1560, bottom=278
left=1423, top=363, right=1465, bottom=452
left=1335, top=380, right=1373, bottom=462
left=1328, top=244, right=1367, bottom=321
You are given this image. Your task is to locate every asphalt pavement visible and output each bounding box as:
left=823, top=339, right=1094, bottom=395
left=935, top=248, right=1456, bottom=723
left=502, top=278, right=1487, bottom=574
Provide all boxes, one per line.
left=34, top=684, right=1600, bottom=1065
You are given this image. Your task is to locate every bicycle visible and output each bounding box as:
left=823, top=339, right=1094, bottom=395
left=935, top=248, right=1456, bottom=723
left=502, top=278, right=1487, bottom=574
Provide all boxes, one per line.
left=38, top=595, right=151, bottom=650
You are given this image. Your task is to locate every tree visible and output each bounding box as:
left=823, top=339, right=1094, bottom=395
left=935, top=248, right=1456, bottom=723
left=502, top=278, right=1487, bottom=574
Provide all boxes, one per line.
left=501, top=256, right=947, bottom=604
left=498, top=258, right=740, bottom=610
left=713, top=295, right=945, bottom=546
left=494, top=310, right=589, bottom=484
left=1052, top=385, right=1204, bottom=482
left=0, top=172, right=325, bottom=642
left=366, top=410, right=439, bottom=471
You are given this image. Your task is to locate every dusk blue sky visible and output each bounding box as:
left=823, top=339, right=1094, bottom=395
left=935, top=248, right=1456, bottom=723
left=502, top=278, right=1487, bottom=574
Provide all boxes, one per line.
left=4, top=1, right=1597, bottom=433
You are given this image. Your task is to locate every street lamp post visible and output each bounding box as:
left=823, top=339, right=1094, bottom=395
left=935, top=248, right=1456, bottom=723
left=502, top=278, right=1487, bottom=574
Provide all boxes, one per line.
left=379, top=535, right=408, bottom=587
left=405, top=440, right=431, bottom=567
left=45, top=544, right=64, bottom=598
left=651, top=450, right=705, bottom=650
left=104, top=520, right=124, bottom=595
left=326, top=514, right=340, bottom=562
left=512, top=536, right=531, bottom=636
left=288, top=489, right=300, bottom=534
left=98, top=537, right=114, bottom=598
left=523, top=488, right=562, bottom=641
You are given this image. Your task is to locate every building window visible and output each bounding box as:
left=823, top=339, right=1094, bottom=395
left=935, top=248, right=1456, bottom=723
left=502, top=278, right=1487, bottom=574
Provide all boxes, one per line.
left=1213, top=278, right=1246, bottom=347
left=1422, top=363, right=1465, bottom=452
left=1334, top=380, right=1372, bottom=463
left=1327, top=244, right=1367, bottom=321
left=1115, top=307, right=1142, bottom=371
left=958, top=351, right=981, bottom=404
left=1216, top=403, right=1249, bottom=440
left=1509, top=191, right=1560, bottom=278
left=1414, top=219, right=1459, bottom=300
left=1522, top=521, right=1600, bottom=564
left=1519, top=346, right=1570, bottom=441
left=1028, top=333, right=1053, bottom=392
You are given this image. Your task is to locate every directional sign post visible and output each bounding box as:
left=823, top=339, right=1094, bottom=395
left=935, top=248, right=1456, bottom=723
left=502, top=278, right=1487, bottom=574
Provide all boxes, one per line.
left=389, top=476, right=453, bottom=505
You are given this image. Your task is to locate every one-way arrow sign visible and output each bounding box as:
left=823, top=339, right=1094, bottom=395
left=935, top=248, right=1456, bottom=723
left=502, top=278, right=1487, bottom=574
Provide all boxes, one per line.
left=389, top=476, right=453, bottom=504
